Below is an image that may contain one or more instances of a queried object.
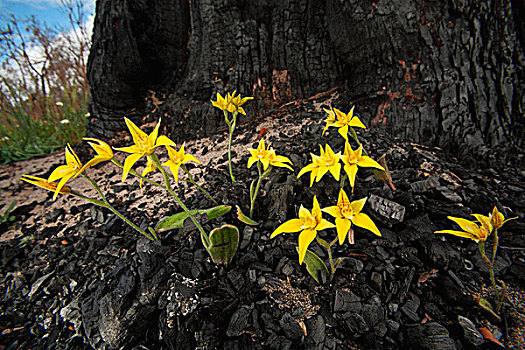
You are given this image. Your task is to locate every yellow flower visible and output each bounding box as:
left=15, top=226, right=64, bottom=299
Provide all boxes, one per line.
left=488, top=206, right=517, bottom=230
left=248, top=138, right=271, bottom=169
left=322, top=107, right=336, bottom=135
left=297, top=144, right=341, bottom=186
left=247, top=138, right=293, bottom=171
left=342, top=142, right=385, bottom=188
left=435, top=216, right=493, bottom=243
left=80, top=138, right=113, bottom=173
left=267, top=149, right=293, bottom=171
left=47, top=144, right=83, bottom=200
left=140, top=157, right=157, bottom=188
left=211, top=91, right=253, bottom=115
left=162, top=143, right=200, bottom=181
left=331, top=106, right=366, bottom=140
left=228, top=90, right=253, bottom=115
left=114, top=118, right=175, bottom=181
left=271, top=196, right=335, bottom=265
left=211, top=92, right=231, bottom=112
left=322, top=189, right=381, bottom=244
left=21, top=175, right=72, bottom=195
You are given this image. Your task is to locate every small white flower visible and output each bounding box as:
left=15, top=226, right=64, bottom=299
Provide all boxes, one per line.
left=56, top=101, right=64, bottom=107
left=60, top=119, right=70, bottom=124
left=1, top=136, right=9, bottom=141
left=85, top=112, right=91, bottom=118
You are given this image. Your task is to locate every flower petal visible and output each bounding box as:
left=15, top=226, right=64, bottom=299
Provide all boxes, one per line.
left=349, top=116, right=366, bottom=129
left=328, top=162, right=341, bottom=181
left=350, top=197, right=368, bottom=214
left=53, top=173, right=74, bottom=200
left=48, top=165, right=71, bottom=182
left=358, top=156, right=384, bottom=170
left=149, top=119, right=161, bottom=145
left=183, top=154, right=201, bottom=164
left=122, top=153, right=143, bottom=181
left=435, top=229, right=480, bottom=242
left=447, top=216, right=479, bottom=234
left=270, top=219, right=304, bottom=238
left=124, top=117, right=148, bottom=146
left=337, top=125, right=349, bottom=140
left=335, top=217, right=351, bottom=245
left=114, top=145, right=142, bottom=154
left=298, top=229, right=317, bottom=265
left=344, top=164, right=358, bottom=188
left=321, top=205, right=341, bottom=218
left=155, top=135, right=176, bottom=148
left=316, top=218, right=335, bottom=232
left=247, top=157, right=258, bottom=169
left=352, top=213, right=381, bottom=237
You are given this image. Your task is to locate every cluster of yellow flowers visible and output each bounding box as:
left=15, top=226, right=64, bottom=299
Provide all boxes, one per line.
left=271, top=106, right=385, bottom=270
left=22, top=118, right=200, bottom=200
left=21, top=118, right=207, bottom=242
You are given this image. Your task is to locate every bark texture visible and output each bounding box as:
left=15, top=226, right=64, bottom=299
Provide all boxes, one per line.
left=87, top=0, right=524, bottom=161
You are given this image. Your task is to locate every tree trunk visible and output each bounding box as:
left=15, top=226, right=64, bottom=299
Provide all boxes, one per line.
left=87, top=0, right=524, bottom=162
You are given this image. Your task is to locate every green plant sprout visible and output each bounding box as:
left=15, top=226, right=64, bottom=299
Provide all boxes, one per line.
left=22, top=117, right=236, bottom=266
left=246, top=138, right=293, bottom=218
left=435, top=206, right=517, bottom=318
left=211, top=91, right=253, bottom=182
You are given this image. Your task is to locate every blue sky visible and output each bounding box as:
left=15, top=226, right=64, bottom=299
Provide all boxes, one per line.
left=0, top=0, right=95, bottom=32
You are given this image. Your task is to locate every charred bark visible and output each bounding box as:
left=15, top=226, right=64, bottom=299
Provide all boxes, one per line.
left=87, top=0, right=524, bottom=162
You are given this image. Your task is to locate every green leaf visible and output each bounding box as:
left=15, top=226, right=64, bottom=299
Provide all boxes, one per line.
left=204, top=224, right=239, bottom=266
left=476, top=296, right=501, bottom=321
left=236, top=205, right=259, bottom=226
left=155, top=205, right=231, bottom=232
left=249, top=179, right=256, bottom=202
left=333, top=258, right=342, bottom=272
left=296, top=247, right=329, bottom=284
left=205, top=205, right=232, bottom=220
left=372, top=155, right=396, bottom=191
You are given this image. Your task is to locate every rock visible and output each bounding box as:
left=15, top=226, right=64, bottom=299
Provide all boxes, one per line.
left=427, top=240, right=462, bottom=271
left=368, top=194, right=406, bottom=225
left=362, top=298, right=385, bottom=327
left=370, top=271, right=383, bottom=292
left=279, top=312, right=303, bottom=341
left=28, top=272, right=54, bottom=300
left=410, top=177, right=440, bottom=193
left=240, top=226, right=253, bottom=250
left=306, top=315, right=325, bottom=345
left=458, top=316, right=484, bottom=347
left=334, top=290, right=362, bottom=313
left=403, top=322, right=457, bottom=350
left=401, top=299, right=420, bottom=322
left=226, top=307, right=251, bottom=337
left=342, top=312, right=369, bottom=336
left=436, top=186, right=462, bottom=203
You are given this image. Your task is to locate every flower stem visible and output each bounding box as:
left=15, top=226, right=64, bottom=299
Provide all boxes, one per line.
left=150, top=153, right=211, bottom=247
left=181, top=164, right=218, bottom=205
left=250, top=162, right=265, bottom=217
left=478, top=241, right=503, bottom=313
left=81, top=173, right=155, bottom=241
left=227, top=115, right=237, bottom=182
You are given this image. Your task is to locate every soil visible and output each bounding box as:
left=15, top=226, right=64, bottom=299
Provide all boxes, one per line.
left=1, top=93, right=525, bottom=350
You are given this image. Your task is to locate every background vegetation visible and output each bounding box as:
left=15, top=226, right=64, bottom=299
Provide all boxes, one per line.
left=0, top=0, right=91, bottom=164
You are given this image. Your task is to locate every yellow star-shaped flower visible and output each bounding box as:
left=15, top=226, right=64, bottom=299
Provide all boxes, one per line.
left=322, top=189, right=381, bottom=245
left=271, top=196, right=335, bottom=265
left=162, top=143, right=200, bottom=182
left=341, top=142, right=384, bottom=188
left=297, top=144, right=341, bottom=186
left=114, top=118, right=175, bottom=181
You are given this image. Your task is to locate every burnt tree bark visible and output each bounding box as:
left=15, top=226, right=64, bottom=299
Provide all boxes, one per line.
left=87, top=0, right=524, bottom=162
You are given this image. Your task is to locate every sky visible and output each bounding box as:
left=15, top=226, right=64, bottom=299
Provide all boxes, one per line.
left=0, top=0, right=95, bottom=32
